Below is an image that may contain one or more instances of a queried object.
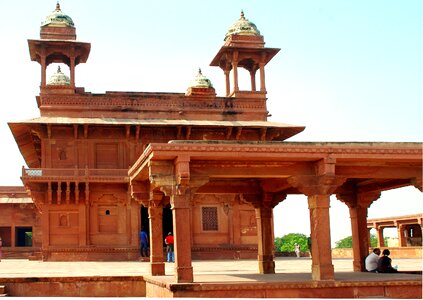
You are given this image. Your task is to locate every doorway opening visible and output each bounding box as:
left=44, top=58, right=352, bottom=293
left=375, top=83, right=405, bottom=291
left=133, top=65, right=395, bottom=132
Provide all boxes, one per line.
left=163, top=204, right=173, bottom=245
left=140, top=205, right=173, bottom=245
left=15, top=227, right=32, bottom=247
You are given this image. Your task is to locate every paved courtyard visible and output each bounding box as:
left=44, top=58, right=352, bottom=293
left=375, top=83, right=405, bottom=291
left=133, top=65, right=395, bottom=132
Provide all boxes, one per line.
left=0, top=257, right=421, bottom=278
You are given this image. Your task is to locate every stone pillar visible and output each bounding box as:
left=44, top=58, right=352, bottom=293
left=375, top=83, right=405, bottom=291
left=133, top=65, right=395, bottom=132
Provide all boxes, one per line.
left=376, top=225, right=385, bottom=247
left=40, top=54, right=46, bottom=87
left=250, top=69, right=257, bottom=91
left=232, top=51, right=239, bottom=93
left=70, top=55, right=75, bottom=88
left=255, top=194, right=275, bottom=274
left=224, top=69, right=231, bottom=96
left=172, top=190, right=193, bottom=283
left=288, top=172, right=345, bottom=281
left=149, top=200, right=165, bottom=275
left=397, top=224, right=406, bottom=247
left=259, top=62, right=266, bottom=92
left=337, top=191, right=380, bottom=272
left=308, top=195, right=334, bottom=280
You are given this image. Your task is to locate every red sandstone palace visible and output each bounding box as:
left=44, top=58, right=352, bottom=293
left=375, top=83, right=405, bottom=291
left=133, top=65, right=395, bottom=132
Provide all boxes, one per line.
left=2, top=4, right=422, bottom=283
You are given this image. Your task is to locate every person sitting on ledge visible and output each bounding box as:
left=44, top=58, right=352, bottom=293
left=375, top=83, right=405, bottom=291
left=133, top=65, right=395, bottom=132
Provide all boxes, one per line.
left=365, top=248, right=381, bottom=272
left=377, top=249, right=399, bottom=273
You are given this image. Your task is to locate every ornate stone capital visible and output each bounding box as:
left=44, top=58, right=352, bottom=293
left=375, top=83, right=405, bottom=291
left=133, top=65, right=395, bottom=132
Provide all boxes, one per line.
left=287, top=175, right=346, bottom=196
left=336, top=190, right=381, bottom=209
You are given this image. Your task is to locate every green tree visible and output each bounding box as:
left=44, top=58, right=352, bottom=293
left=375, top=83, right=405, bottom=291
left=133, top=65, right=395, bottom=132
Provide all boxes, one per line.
left=335, top=236, right=353, bottom=248
left=275, top=233, right=309, bottom=252
left=335, top=234, right=388, bottom=248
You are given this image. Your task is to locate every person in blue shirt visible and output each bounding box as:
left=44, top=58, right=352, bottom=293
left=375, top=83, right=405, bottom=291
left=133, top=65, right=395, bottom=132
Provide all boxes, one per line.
left=139, top=227, right=149, bottom=257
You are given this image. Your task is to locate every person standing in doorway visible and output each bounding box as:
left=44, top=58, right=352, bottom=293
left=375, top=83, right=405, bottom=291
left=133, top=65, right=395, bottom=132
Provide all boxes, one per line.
left=164, top=232, right=174, bottom=262
left=139, top=227, right=149, bottom=257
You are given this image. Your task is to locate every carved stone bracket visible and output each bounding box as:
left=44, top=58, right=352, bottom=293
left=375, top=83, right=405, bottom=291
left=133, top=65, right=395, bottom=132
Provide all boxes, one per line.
left=336, top=190, right=381, bottom=209
left=287, top=175, right=346, bottom=196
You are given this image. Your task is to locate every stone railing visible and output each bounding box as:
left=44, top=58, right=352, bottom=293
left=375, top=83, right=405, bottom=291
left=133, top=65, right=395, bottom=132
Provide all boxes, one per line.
left=22, top=167, right=129, bottom=183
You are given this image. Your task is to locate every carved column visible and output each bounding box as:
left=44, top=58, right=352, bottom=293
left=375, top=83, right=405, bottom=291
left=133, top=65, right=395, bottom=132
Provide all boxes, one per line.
left=288, top=173, right=345, bottom=280
left=254, top=192, right=282, bottom=274
left=250, top=69, right=257, bottom=91
left=259, top=62, right=266, bottom=92
left=171, top=188, right=193, bottom=283
left=232, top=51, right=239, bottom=93
left=376, top=225, right=385, bottom=247
left=397, top=224, right=406, bottom=247
left=148, top=194, right=165, bottom=276
left=224, top=68, right=231, bottom=97
left=337, top=191, right=380, bottom=272
left=171, top=156, right=194, bottom=283
left=40, top=54, right=46, bottom=87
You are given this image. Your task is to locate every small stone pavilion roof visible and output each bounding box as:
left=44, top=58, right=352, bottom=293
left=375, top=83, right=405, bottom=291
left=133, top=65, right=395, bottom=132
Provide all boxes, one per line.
left=41, top=2, right=74, bottom=28
left=224, top=11, right=261, bottom=41
left=189, top=69, right=213, bottom=88
left=47, top=66, right=70, bottom=85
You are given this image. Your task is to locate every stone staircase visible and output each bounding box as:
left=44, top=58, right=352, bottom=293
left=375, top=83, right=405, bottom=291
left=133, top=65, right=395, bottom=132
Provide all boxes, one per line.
left=0, top=285, right=7, bottom=297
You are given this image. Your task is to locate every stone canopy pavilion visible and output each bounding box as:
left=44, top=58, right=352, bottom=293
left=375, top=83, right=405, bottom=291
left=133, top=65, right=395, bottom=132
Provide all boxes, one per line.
left=8, top=4, right=422, bottom=284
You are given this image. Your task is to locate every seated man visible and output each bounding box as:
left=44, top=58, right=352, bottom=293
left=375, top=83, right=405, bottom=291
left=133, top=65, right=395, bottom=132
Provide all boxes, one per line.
left=365, top=248, right=381, bottom=272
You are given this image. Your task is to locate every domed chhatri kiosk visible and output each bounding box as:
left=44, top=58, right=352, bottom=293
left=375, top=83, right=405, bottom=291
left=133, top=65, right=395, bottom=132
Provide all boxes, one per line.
left=6, top=3, right=422, bottom=297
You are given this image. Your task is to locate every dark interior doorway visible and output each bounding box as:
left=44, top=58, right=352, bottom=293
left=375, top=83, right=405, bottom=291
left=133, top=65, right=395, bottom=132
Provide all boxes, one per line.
left=141, top=206, right=149, bottom=234
left=140, top=205, right=173, bottom=245
left=15, top=227, right=32, bottom=247
left=163, top=204, right=173, bottom=245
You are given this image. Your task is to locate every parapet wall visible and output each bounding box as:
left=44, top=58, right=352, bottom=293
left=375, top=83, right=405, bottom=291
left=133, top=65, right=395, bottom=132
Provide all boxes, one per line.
left=332, top=247, right=422, bottom=259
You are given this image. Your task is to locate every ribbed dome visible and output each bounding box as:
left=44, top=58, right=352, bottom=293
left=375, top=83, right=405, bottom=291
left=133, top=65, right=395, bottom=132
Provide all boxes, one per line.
left=224, top=11, right=260, bottom=41
left=47, top=66, right=70, bottom=85
left=189, top=68, right=213, bottom=88
left=41, top=3, right=74, bottom=27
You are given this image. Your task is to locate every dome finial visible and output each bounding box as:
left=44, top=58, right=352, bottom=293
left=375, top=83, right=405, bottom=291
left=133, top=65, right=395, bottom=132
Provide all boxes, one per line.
left=224, top=10, right=261, bottom=41
left=57, top=65, right=62, bottom=73
left=56, top=1, right=61, bottom=11
left=198, top=68, right=202, bottom=75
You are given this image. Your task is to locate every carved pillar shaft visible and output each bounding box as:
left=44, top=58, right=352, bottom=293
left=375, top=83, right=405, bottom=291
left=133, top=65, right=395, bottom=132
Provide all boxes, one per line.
left=349, top=205, right=369, bottom=271
left=397, top=225, right=406, bottom=247
left=255, top=204, right=275, bottom=274
left=224, top=69, right=231, bottom=97
left=70, top=56, right=75, bottom=88
left=172, top=193, right=193, bottom=283
left=376, top=226, right=385, bottom=247
left=250, top=70, right=256, bottom=91
left=308, top=195, right=334, bottom=280
left=337, top=191, right=380, bottom=272
left=259, top=62, right=266, bottom=92
left=149, top=204, right=165, bottom=275
left=232, top=51, right=239, bottom=93
left=41, top=55, right=46, bottom=87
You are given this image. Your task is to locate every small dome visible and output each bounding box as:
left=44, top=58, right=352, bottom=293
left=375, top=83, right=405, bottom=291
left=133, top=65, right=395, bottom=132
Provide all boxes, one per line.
left=224, top=11, right=260, bottom=41
left=47, top=66, right=70, bottom=85
left=189, top=68, right=213, bottom=88
left=41, top=3, right=74, bottom=27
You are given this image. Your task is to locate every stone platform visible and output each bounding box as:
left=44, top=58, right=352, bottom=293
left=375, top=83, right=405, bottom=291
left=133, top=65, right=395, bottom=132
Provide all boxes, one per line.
left=0, top=257, right=421, bottom=297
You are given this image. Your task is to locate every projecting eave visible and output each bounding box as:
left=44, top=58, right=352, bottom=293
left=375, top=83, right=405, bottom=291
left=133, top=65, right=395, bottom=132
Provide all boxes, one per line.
left=28, top=39, right=91, bottom=65
left=210, top=46, right=280, bottom=68
left=8, top=117, right=305, bottom=168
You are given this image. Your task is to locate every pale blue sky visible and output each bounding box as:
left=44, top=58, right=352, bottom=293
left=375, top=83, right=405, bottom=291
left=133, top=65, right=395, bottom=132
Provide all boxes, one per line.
left=0, top=1, right=421, bottom=245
